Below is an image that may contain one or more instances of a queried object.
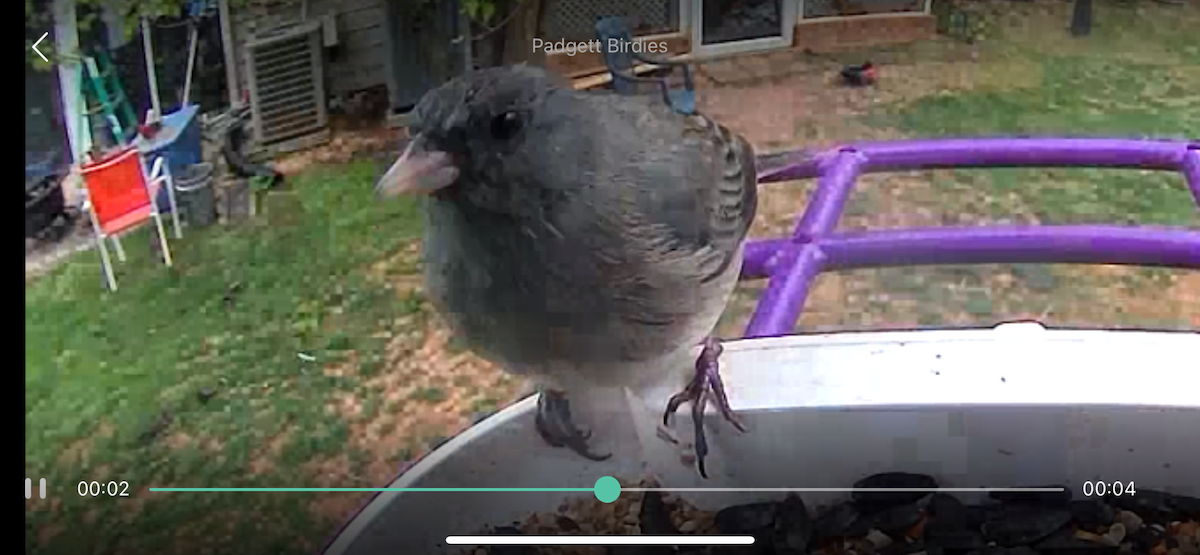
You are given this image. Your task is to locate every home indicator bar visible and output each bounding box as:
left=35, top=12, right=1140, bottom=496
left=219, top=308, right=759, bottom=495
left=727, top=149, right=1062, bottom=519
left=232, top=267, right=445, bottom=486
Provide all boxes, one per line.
left=446, top=536, right=756, bottom=546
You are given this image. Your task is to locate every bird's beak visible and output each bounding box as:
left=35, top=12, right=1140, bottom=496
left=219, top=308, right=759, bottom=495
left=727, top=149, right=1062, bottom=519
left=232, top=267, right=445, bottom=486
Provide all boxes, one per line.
left=374, top=134, right=460, bottom=198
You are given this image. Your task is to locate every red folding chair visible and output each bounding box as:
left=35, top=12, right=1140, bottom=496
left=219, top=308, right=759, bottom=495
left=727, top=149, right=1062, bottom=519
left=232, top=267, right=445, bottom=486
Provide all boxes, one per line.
left=80, top=146, right=182, bottom=291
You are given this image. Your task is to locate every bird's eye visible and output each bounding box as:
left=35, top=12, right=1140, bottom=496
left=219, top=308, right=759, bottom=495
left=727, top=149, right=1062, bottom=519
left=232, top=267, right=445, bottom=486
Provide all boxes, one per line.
left=490, top=111, right=523, bottom=140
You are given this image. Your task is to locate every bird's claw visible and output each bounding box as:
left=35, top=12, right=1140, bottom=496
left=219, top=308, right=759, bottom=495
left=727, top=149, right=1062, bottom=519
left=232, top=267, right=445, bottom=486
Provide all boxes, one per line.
left=661, top=337, right=745, bottom=478
left=535, top=389, right=612, bottom=461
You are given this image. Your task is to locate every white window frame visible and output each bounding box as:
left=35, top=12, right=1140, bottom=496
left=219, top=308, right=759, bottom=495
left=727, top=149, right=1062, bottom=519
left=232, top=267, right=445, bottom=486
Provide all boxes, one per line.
left=683, top=0, right=800, bottom=57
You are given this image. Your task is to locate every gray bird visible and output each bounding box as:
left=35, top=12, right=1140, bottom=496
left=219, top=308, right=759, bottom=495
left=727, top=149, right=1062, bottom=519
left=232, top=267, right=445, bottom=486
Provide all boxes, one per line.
left=374, top=65, right=757, bottom=477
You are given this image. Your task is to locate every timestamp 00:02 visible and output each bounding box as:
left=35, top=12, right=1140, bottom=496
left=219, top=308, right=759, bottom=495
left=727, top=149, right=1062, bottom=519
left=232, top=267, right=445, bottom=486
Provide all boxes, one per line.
left=1082, top=481, right=1136, bottom=497
left=78, top=481, right=132, bottom=497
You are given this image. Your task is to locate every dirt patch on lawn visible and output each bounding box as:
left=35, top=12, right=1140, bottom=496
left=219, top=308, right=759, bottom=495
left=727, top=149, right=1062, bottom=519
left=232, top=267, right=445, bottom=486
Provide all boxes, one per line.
left=55, top=421, right=115, bottom=467
left=355, top=322, right=523, bottom=476
left=308, top=315, right=529, bottom=528
left=246, top=430, right=291, bottom=476
left=314, top=310, right=526, bottom=473
left=695, top=39, right=1038, bottom=152
left=366, top=240, right=425, bottom=298
left=273, top=125, right=404, bottom=177
left=1176, top=272, right=1200, bottom=329
left=1044, top=266, right=1199, bottom=329
left=722, top=263, right=1197, bottom=337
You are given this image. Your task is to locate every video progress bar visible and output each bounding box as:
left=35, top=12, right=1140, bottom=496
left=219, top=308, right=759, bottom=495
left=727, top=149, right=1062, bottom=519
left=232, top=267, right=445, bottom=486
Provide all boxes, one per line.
left=447, top=536, right=755, bottom=546
left=149, top=487, right=1067, bottom=493
left=622, top=487, right=1066, bottom=493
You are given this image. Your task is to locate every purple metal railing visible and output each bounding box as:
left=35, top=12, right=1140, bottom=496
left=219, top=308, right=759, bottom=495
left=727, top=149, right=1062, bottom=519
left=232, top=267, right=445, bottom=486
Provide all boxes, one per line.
left=739, top=138, right=1200, bottom=338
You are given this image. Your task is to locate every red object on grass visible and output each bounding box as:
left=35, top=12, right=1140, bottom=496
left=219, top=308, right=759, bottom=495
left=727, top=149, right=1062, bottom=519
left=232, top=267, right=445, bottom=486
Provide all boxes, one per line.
left=841, top=62, right=878, bottom=87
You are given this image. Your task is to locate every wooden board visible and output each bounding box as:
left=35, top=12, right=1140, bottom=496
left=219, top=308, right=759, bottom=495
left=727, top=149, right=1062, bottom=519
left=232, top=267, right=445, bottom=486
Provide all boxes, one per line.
left=570, top=64, right=660, bottom=90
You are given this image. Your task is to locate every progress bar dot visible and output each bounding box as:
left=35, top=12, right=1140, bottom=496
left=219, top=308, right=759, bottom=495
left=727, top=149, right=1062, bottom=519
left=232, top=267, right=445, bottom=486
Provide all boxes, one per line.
left=594, top=476, right=620, bottom=503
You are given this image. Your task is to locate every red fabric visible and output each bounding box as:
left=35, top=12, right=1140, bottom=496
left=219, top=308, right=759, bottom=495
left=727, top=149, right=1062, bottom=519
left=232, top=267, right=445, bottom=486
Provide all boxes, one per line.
left=81, top=147, right=152, bottom=235
left=99, top=205, right=154, bottom=235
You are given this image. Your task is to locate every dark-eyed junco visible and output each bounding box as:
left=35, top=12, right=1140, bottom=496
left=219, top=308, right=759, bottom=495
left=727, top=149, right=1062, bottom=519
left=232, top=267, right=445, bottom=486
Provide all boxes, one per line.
left=375, top=64, right=757, bottom=478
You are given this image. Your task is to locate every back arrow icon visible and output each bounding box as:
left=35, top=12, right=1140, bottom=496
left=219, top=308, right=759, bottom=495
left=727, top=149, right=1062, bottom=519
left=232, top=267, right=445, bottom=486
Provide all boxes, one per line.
left=33, top=32, right=49, bottom=62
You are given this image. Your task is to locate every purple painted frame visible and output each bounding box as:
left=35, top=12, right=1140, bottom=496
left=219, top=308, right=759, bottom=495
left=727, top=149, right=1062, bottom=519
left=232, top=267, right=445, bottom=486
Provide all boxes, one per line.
left=318, top=137, right=1200, bottom=555
left=740, top=137, right=1200, bottom=338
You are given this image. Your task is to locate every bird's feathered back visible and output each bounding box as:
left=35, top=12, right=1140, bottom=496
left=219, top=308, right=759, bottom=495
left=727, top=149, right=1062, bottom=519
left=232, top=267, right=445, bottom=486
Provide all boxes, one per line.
left=415, top=65, right=758, bottom=382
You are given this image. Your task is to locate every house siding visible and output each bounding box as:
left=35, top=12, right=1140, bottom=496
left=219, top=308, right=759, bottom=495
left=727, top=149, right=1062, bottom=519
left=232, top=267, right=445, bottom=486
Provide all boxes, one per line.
left=229, top=0, right=387, bottom=100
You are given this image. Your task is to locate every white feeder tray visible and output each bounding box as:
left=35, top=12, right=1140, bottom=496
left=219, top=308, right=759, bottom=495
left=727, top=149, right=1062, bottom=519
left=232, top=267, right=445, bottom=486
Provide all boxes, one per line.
left=323, top=322, right=1200, bottom=554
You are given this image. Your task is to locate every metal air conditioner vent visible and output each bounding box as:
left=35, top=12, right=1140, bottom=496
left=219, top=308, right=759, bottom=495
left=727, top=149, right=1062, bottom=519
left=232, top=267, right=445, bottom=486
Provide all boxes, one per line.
left=245, top=21, right=328, bottom=149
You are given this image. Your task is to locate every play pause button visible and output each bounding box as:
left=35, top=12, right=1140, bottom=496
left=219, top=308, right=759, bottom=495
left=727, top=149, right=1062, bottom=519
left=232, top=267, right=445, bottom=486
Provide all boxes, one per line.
left=25, top=478, right=46, bottom=499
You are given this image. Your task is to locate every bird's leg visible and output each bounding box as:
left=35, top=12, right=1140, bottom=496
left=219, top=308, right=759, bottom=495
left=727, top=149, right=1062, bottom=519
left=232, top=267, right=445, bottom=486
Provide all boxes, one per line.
left=534, top=387, right=612, bottom=461
left=662, top=337, right=745, bottom=478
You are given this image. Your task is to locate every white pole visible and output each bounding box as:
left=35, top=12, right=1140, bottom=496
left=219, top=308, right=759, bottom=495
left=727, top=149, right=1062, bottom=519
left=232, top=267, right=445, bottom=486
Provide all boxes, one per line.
left=142, top=16, right=162, bottom=123
left=182, top=23, right=199, bottom=107
left=52, top=0, right=90, bottom=164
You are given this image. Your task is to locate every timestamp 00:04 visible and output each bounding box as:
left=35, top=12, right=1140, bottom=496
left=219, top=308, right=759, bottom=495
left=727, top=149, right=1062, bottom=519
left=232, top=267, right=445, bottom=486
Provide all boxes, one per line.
left=78, top=481, right=132, bottom=497
left=1082, top=481, right=1136, bottom=497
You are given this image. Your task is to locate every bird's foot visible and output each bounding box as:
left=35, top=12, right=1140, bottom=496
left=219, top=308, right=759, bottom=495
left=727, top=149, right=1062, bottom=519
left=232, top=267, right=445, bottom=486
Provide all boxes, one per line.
left=535, top=389, right=612, bottom=461
left=661, top=337, right=745, bottom=478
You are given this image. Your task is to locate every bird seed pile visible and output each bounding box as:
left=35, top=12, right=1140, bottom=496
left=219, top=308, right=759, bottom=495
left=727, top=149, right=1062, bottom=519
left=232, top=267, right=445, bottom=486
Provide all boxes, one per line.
left=464, top=474, right=1200, bottom=555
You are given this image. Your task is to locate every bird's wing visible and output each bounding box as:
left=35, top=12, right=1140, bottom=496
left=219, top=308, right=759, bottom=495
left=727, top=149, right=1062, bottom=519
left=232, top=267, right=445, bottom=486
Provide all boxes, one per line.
left=676, top=111, right=759, bottom=283
left=585, top=96, right=759, bottom=284
left=531, top=94, right=760, bottom=361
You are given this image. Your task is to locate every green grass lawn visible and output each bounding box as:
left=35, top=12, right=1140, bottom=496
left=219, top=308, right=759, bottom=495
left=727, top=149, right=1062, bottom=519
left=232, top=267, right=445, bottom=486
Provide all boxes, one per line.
left=25, top=163, right=443, bottom=554
left=851, top=0, right=1199, bottom=329
left=879, top=0, right=1198, bottom=228
left=25, top=2, right=1199, bottom=554
left=884, top=17, right=1199, bottom=228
